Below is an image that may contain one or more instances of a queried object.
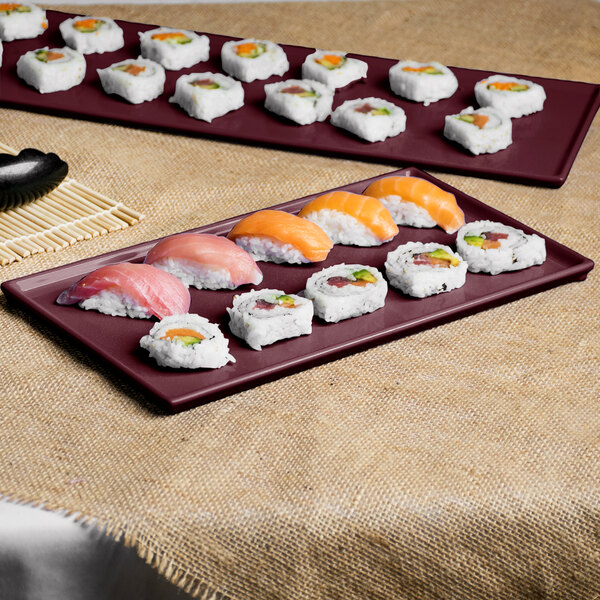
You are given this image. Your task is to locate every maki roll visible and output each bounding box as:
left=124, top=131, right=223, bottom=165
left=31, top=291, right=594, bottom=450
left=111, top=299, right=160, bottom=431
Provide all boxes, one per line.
left=298, top=190, right=398, bottom=246
left=139, top=27, right=209, bottom=71
left=56, top=263, right=191, bottom=319
left=385, top=242, right=467, bottom=298
left=389, top=60, right=458, bottom=106
left=444, top=106, right=512, bottom=155
left=228, top=210, right=333, bottom=264
left=221, top=38, right=289, bottom=83
left=169, top=72, right=244, bottom=122
left=264, top=79, right=333, bottom=125
left=16, top=47, right=86, bottom=93
left=140, top=314, right=235, bottom=369
left=97, top=57, right=165, bottom=104
left=474, top=75, right=546, bottom=118
left=330, top=97, right=407, bottom=143
left=227, top=289, right=313, bottom=351
left=304, top=264, right=387, bottom=323
left=59, top=16, right=124, bottom=55
left=0, top=2, right=47, bottom=42
left=456, top=220, right=546, bottom=275
left=301, top=50, right=367, bottom=89
left=144, top=232, right=263, bottom=290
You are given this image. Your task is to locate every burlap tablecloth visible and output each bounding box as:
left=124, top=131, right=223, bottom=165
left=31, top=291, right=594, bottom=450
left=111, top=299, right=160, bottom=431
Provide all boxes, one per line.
left=1, top=1, right=599, bottom=598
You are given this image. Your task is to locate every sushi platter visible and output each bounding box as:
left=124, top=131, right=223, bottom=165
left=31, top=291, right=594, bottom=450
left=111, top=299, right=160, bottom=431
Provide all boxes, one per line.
left=0, top=9, right=599, bottom=187
left=1, top=167, right=594, bottom=413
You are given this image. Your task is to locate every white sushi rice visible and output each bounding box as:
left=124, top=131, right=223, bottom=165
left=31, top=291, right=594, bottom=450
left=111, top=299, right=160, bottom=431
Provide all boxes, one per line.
left=389, top=60, right=458, bottom=106
left=97, top=57, right=165, bottom=104
left=227, top=289, right=313, bottom=351
left=233, top=235, right=310, bottom=264
left=78, top=289, right=152, bottom=319
left=16, top=46, right=86, bottom=93
left=59, top=16, right=124, bottom=55
left=378, top=195, right=437, bottom=228
left=0, top=2, right=46, bottom=42
left=301, top=50, right=367, bottom=89
left=385, top=242, right=467, bottom=298
left=169, top=72, right=244, bottom=122
left=139, top=27, right=209, bottom=71
left=221, top=38, right=289, bottom=83
left=264, top=78, right=333, bottom=125
left=140, top=314, right=235, bottom=369
left=456, top=220, right=546, bottom=275
left=474, top=74, right=546, bottom=119
left=330, top=97, right=407, bottom=143
left=304, top=263, right=387, bottom=323
left=444, top=106, right=512, bottom=155
left=302, top=208, right=382, bottom=246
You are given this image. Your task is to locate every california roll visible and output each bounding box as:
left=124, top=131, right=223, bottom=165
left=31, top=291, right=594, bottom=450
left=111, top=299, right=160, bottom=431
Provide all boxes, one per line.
left=59, top=16, right=124, bottom=55
left=139, top=27, right=209, bottom=71
left=264, top=78, right=333, bottom=125
left=389, top=60, right=458, bottom=106
left=97, top=57, right=165, bottom=104
left=301, top=50, right=367, bottom=89
left=474, top=74, right=546, bottom=118
left=0, top=2, right=46, bottom=42
left=221, top=38, right=289, bottom=83
left=16, top=46, right=86, bottom=93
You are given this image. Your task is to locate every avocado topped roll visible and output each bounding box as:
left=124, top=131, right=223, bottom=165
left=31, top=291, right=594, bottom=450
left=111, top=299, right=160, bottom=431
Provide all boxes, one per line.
left=97, top=57, right=165, bottom=104
left=16, top=46, right=86, bottom=93
left=301, top=50, right=367, bottom=89
left=59, top=16, right=124, bottom=54
left=474, top=74, right=546, bottom=118
left=264, top=79, right=333, bottom=125
left=139, top=27, right=209, bottom=71
left=221, top=38, right=289, bottom=82
left=0, top=2, right=46, bottom=41
left=389, top=60, right=458, bottom=106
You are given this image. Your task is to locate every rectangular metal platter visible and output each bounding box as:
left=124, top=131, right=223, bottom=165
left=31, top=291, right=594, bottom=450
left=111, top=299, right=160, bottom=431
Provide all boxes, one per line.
left=1, top=11, right=599, bottom=187
left=2, top=168, right=594, bottom=412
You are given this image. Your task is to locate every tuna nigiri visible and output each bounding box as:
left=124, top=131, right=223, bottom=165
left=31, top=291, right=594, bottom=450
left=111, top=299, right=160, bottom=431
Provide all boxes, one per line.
left=227, top=209, right=333, bottom=264
left=56, top=262, right=190, bottom=319
left=144, top=233, right=263, bottom=290
left=298, top=190, right=398, bottom=246
left=363, top=176, right=465, bottom=234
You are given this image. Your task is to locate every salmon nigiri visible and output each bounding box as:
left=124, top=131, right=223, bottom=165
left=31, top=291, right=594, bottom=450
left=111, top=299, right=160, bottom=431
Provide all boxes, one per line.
left=363, top=176, right=465, bottom=234
left=144, top=233, right=263, bottom=290
left=227, top=209, right=333, bottom=264
left=56, top=262, right=190, bottom=319
left=298, top=190, right=398, bottom=246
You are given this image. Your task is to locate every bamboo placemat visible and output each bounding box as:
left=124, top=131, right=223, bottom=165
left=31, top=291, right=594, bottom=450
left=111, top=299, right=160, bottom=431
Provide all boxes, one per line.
left=0, top=141, right=143, bottom=266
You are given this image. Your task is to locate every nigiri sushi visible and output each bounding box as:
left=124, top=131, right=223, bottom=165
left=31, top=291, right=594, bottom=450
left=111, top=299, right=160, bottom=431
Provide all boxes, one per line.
left=363, top=176, right=465, bottom=234
left=227, top=210, right=333, bottom=264
left=144, top=232, right=263, bottom=290
left=56, top=262, right=190, bottom=319
left=297, top=190, right=398, bottom=246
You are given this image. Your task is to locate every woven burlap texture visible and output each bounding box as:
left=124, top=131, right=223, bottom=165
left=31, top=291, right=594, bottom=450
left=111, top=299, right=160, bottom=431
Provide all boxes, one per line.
left=1, top=0, right=599, bottom=598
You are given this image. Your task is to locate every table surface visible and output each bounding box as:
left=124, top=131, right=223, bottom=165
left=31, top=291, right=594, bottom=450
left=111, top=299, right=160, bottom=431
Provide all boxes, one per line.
left=1, top=1, right=599, bottom=599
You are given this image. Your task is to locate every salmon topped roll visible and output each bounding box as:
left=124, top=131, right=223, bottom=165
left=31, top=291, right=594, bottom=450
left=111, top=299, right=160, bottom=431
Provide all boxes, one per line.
left=298, top=191, right=398, bottom=246
left=363, top=176, right=465, bottom=234
left=227, top=209, right=333, bottom=264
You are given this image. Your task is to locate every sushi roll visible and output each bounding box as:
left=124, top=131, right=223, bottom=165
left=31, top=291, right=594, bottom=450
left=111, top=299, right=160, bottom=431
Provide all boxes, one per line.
left=330, top=97, right=406, bottom=143
left=59, top=16, right=124, bottom=55
left=304, top=264, right=387, bottom=323
left=301, top=50, right=367, bottom=89
left=144, top=232, right=263, bottom=290
left=221, top=38, right=289, bottom=83
left=264, top=79, right=333, bottom=125
left=444, top=106, right=512, bottom=155
left=456, top=220, right=546, bottom=275
left=385, top=242, right=467, bottom=298
left=139, top=27, right=209, bottom=71
left=16, top=47, right=86, bottom=94
left=363, top=176, right=465, bottom=234
left=227, top=289, right=313, bottom=351
left=168, top=72, right=244, bottom=122
left=56, top=263, right=191, bottom=319
left=389, top=60, right=458, bottom=106
left=298, top=190, right=398, bottom=246
left=0, top=2, right=47, bottom=42
left=228, top=210, right=333, bottom=264
left=474, top=75, right=546, bottom=119
left=97, top=57, right=165, bottom=104
left=140, top=314, right=235, bottom=369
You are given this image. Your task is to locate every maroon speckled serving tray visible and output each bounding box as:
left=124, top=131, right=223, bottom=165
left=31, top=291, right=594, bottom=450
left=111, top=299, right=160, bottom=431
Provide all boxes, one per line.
left=1, top=11, right=599, bottom=187
left=2, top=168, right=594, bottom=412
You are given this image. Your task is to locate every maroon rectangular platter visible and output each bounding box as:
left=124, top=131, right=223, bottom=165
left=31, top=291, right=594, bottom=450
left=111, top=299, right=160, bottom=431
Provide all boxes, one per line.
left=1, top=168, right=594, bottom=412
left=1, top=11, right=599, bottom=187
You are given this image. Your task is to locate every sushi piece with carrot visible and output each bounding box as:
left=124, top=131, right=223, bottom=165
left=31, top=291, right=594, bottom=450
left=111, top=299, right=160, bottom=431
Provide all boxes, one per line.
left=59, top=16, right=124, bottom=54
left=0, top=2, right=47, bottom=41
left=56, top=262, right=190, bottom=319
left=227, top=209, right=333, bottom=264
left=139, top=27, right=209, bottom=71
left=298, top=190, right=398, bottom=246
left=363, top=176, right=465, bottom=234
left=144, top=232, right=263, bottom=290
